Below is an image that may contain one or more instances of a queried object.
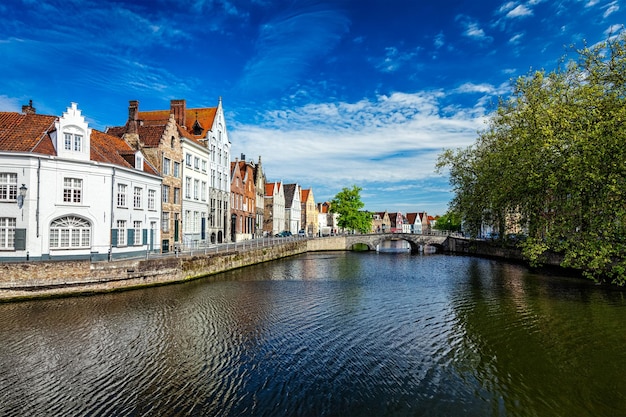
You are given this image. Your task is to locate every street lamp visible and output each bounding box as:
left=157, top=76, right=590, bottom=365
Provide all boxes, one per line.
left=17, top=184, right=27, bottom=209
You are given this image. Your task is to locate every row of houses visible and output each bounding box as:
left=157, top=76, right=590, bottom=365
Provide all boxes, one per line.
left=0, top=99, right=344, bottom=261
left=371, top=211, right=435, bottom=234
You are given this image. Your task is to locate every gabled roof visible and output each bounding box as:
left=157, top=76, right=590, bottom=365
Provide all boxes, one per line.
left=405, top=213, right=420, bottom=224
left=283, top=183, right=299, bottom=208
left=265, top=182, right=281, bottom=197
left=301, top=188, right=310, bottom=203
left=0, top=112, right=57, bottom=154
left=0, top=109, right=158, bottom=175
left=90, top=130, right=159, bottom=175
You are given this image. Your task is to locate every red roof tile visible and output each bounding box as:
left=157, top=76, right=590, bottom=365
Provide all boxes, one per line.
left=0, top=112, right=57, bottom=154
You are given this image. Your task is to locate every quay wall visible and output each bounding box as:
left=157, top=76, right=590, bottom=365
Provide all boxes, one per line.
left=0, top=235, right=571, bottom=302
left=0, top=240, right=314, bottom=302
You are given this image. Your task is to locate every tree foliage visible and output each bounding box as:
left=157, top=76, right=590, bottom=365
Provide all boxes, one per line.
left=434, top=211, right=462, bottom=232
left=329, top=185, right=372, bottom=234
left=437, top=34, right=626, bottom=284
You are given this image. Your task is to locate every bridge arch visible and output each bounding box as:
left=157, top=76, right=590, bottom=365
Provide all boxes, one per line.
left=345, top=233, right=448, bottom=253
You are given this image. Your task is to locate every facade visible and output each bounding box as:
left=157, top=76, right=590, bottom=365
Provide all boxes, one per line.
left=372, top=211, right=391, bottom=233
left=283, top=183, right=301, bottom=234
left=264, top=182, right=285, bottom=236
left=109, top=98, right=231, bottom=248
left=300, top=188, right=318, bottom=236
left=253, top=157, right=265, bottom=238
left=0, top=102, right=162, bottom=261
left=405, top=212, right=423, bottom=234
left=317, top=202, right=338, bottom=236
left=418, top=212, right=430, bottom=233
left=230, top=158, right=256, bottom=242
left=389, top=212, right=404, bottom=233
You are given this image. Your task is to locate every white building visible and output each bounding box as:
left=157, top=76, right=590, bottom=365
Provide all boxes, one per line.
left=0, top=102, right=162, bottom=261
left=283, top=183, right=301, bottom=234
left=181, top=137, right=210, bottom=248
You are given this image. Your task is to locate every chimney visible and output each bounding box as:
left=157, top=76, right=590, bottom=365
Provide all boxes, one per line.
left=241, top=153, right=246, bottom=162
left=128, top=100, right=139, bottom=134
left=21, top=100, right=36, bottom=115
left=170, top=99, right=186, bottom=127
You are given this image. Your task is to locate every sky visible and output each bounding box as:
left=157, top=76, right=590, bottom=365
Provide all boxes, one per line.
left=0, top=0, right=624, bottom=215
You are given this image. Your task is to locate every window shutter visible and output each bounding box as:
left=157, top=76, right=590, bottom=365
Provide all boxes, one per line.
left=111, top=229, right=118, bottom=247
left=14, top=229, right=26, bottom=250
left=128, top=229, right=135, bottom=246
left=142, top=229, right=148, bottom=245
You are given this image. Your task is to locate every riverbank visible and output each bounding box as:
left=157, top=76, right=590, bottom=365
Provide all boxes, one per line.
left=0, top=236, right=576, bottom=302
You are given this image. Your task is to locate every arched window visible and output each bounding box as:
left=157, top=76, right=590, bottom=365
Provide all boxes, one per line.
left=49, top=216, right=91, bottom=249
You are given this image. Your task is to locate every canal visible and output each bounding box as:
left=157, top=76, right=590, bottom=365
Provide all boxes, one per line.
left=1, top=251, right=625, bottom=416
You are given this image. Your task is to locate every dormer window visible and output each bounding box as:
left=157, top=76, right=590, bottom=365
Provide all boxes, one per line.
left=135, top=154, right=143, bottom=170
left=64, top=133, right=82, bottom=152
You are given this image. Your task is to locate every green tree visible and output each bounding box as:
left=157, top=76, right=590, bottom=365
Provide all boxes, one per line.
left=434, top=211, right=462, bottom=232
left=329, top=186, right=372, bottom=234
left=437, top=34, right=626, bottom=284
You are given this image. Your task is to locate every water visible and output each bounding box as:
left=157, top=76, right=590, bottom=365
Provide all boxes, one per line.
left=1, top=252, right=625, bottom=417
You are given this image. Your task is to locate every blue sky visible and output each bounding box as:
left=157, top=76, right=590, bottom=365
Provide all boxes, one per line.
left=1, top=0, right=623, bottom=215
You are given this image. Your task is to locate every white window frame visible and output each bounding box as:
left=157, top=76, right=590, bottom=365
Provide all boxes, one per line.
left=148, top=189, right=156, bottom=210
left=63, top=178, right=82, bottom=203
left=134, top=221, right=142, bottom=246
left=133, top=186, right=142, bottom=209
left=117, top=220, right=126, bottom=246
left=49, top=216, right=91, bottom=249
left=0, top=217, right=16, bottom=249
left=117, top=183, right=127, bottom=207
left=0, top=173, right=17, bottom=201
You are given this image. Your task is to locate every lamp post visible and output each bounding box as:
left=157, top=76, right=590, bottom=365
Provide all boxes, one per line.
left=17, top=184, right=27, bottom=209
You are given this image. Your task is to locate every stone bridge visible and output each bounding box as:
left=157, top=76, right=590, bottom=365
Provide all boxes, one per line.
left=343, top=233, right=449, bottom=253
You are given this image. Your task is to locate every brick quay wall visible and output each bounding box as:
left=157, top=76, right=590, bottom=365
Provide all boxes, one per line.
left=0, top=236, right=569, bottom=302
left=0, top=240, right=316, bottom=302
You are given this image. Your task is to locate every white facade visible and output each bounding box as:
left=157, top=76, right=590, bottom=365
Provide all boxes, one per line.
left=284, top=184, right=301, bottom=234
left=181, top=138, right=210, bottom=248
left=0, top=103, right=161, bottom=261
left=206, top=99, right=231, bottom=243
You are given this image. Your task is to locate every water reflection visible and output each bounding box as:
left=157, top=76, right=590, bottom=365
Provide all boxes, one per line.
left=0, top=253, right=625, bottom=416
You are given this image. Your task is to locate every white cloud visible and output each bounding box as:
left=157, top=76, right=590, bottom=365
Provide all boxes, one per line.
left=0, top=95, right=22, bottom=112
left=230, top=91, right=488, bottom=204
left=506, top=4, right=533, bottom=18
left=603, top=1, right=619, bottom=18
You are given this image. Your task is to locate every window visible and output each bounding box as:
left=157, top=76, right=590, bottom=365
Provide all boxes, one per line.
left=211, top=170, right=216, bottom=188
left=162, top=212, right=170, bottom=232
left=64, top=133, right=72, bottom=150
left=163, top=157, right=171, bottom=175
left=194, top=156, right=200, bottom=170
left=0, top=217, right=16, bottom=249
left=174, top=162, right=180, bottom=178
left=135, top=154, right=143, bottom=170
left=201, top=160, right=207, bottom=172
left=201, top=181, right=207, bottom=201
left=63, top=178, right=82, bottom=203
left=117, top=184, right=127, bottom=207
left=185, top=153, right=192, bottom=167
left=148, top=189, right=156, bottom=210
left=185, top=177, right=191, bottom=199
left=134, top=221, right=142, bottom=245
left=0, top=173, right=17, bottom=201
left=162, top=185, right=170, bottom=203
left=49, top=216, right=90, bottom=249
left=117, top=220, right=126, bottom=246
left=174, top=187, right=180, bottom=204
left=74, top=135, right=82, bottom=152
left=133, top=187, right=142, bottom=209
left=194, top=179, right=199, bottom=200
left=63, top=133, right=82, bottom=152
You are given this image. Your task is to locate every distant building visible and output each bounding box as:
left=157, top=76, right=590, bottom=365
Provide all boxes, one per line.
left=283, top=183, right=301, bottom=234
left=300, top=188, right=318, bottom=236
left=264, top=182, right=285, bottom=236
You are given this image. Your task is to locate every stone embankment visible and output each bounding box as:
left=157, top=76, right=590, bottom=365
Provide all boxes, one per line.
left=0, top=235, right=565, bottom=302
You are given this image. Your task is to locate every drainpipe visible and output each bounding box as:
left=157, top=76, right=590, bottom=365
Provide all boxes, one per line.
left=109, top=167, right=116, bottom=260
left=36, top=157, right=41, bottom=237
